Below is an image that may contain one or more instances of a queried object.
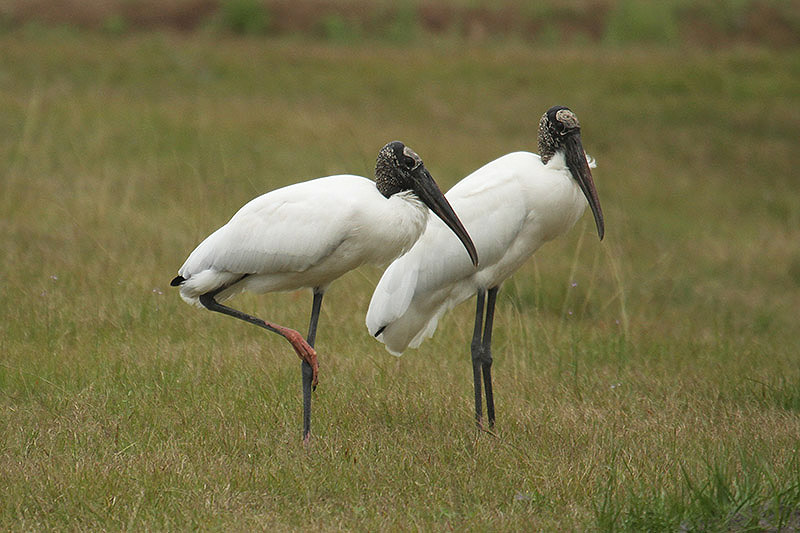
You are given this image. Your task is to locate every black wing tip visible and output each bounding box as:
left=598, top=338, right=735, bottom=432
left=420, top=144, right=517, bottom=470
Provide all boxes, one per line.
left=374, top=325, right=386, bottom=338
left=170, top=275, right=185, bottom=287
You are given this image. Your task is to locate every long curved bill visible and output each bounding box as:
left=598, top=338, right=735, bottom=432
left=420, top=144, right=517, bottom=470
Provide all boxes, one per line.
left=565, top=134, right=605, bottom=240
left=412, top=166, right=479, bottom=266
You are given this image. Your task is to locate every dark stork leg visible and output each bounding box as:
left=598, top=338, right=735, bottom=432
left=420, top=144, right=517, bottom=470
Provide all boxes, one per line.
left=302, top=289, right=324, bottom=443
left=482, top=287, right=499, bottom=428
left=198, top=289, right=320, bottom=439
left=471, top=288, right=487, bottom=427
left=470, top=286, right=499, bottom=429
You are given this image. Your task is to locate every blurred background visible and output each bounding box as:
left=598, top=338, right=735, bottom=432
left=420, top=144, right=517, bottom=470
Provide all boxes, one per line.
left=2, top=0, right=799, bottom=46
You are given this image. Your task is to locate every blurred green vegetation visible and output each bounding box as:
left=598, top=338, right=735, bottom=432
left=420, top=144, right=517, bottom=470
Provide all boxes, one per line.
left=1, top=0, right=798, bottom=47
left=218, top=0, right=272, bottom=35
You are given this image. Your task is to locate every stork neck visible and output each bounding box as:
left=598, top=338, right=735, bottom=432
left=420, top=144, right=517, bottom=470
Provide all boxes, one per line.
left=537, top=119, right=556, bottom=164
left=377, top=179, right=402, bottom=199
left=375, top=164, right=406, bottom=199
left=539, top=146, right=555, bottom=164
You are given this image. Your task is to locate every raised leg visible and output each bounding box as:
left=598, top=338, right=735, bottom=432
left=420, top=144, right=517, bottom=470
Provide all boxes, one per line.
left=198, top=292, right=318, bottom=384
left=198, top=292, right=320, bottom=442
left=471, top=288, right=486, bottom=427
left=302, top=289, right=324, bottom=443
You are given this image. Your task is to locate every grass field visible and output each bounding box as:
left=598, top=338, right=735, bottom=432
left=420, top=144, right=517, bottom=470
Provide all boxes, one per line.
left=1, top=23, right=800, bottom=531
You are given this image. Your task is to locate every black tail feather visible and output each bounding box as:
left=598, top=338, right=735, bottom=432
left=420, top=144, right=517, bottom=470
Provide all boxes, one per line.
left=170, top=275, right=185, bottom=287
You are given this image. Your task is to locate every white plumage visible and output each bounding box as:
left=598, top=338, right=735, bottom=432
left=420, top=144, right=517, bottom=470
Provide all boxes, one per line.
left=366, top=151, right=595, bottom=353
left=365, top=107, right=605, bottom=428
left=171, top=140, right=478, bottom=441
left=177, top=175, right=429, bottom=306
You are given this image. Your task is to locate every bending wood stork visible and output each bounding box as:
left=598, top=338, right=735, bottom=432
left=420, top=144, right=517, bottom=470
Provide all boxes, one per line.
left=366, top=106, right=604, bottom=428
left=171, top=141, right=478, bottom=441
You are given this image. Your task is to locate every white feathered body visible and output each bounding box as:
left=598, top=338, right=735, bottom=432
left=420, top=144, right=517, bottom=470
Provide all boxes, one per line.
left=177, top=175, right=429, bottom=306
left=366, top=151, right=594, bottom=355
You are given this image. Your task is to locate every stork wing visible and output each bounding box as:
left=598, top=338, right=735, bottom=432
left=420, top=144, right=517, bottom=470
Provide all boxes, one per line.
left=178, top=175, right=375, bottom=278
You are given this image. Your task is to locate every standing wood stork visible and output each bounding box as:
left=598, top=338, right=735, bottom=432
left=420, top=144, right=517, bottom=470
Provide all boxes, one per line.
left=171, top=141, right=478, bottom=441
left=366, top=106, right=604, bottom=429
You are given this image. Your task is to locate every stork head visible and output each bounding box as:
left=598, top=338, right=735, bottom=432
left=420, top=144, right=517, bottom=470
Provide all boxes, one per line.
left=538, top=106, right=605, bottom=240
left=375, top=141, right=478, bottom=266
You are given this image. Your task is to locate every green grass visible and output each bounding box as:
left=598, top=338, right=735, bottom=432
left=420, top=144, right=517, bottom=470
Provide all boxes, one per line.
left=1, top=28, right=799, bottom=530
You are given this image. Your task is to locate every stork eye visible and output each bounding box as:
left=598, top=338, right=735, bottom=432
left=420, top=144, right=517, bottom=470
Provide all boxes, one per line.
left=403, top=156, right=416, bottom=169
left=554, top=121, right=566, bottom=134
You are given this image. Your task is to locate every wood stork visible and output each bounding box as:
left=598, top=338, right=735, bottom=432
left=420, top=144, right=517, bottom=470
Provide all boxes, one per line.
left=366, top=106, right=604, bottom=429
left=171, top=141, right=479, bottom=441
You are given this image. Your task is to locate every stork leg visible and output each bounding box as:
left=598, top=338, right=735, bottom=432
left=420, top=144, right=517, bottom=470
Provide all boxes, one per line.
left=198, top=292, right=319, bottom=389
left=470, top=287, right=499, bottom=429
left=471, top=289, right=486, bottom=427
left=302, top=289, right=324, bottom=443
left=482, top=287, right=498, bottom=427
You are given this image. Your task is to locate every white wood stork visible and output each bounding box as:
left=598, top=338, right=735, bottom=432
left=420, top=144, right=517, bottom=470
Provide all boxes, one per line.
left=366, top=106, right=604, bottom=428
left=171, top=141, right=478, bottom=441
